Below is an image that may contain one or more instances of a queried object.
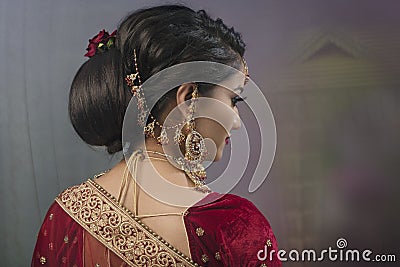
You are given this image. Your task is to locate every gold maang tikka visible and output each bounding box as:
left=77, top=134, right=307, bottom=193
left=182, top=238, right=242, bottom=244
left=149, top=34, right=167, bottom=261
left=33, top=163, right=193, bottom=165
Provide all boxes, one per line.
left=242, top=57, right=250, bottom=85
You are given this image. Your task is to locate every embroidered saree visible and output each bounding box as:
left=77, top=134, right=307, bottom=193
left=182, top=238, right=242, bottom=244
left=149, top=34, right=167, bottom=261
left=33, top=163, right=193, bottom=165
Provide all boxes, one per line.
left=32, top=178, right=281, bottom=266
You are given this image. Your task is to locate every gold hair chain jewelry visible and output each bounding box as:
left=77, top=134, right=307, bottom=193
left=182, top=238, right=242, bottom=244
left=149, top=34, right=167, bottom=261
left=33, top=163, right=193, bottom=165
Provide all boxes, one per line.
left=125, top=50, right=190, bottom=145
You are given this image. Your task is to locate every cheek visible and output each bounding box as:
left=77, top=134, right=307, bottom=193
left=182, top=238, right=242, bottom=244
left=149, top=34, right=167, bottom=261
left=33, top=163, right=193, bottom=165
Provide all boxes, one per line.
left=194, top=94, right=236, bottom=133
left=195, top=118, right=227, bottom=141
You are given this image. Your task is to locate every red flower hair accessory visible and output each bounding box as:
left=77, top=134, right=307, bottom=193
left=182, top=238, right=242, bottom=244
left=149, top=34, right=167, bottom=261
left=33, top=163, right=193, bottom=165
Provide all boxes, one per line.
left=84, top=29, right=117, bottom=57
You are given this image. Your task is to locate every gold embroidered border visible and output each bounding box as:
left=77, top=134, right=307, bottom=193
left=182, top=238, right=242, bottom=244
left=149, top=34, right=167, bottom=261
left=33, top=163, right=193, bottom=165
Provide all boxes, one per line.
left=55, top=179, right=199, bottom=267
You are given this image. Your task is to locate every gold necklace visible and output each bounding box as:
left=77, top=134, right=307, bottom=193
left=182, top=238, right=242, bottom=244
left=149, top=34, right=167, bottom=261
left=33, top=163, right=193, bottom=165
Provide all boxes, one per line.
left=146, top=150, right=210, bottom=193
left=146, top=155, right=169, bottom=162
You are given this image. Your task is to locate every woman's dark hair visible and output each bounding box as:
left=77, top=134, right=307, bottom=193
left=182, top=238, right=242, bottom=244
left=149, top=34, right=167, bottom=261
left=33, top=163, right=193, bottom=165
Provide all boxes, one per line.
left=69, top=4, right=246, bottom=154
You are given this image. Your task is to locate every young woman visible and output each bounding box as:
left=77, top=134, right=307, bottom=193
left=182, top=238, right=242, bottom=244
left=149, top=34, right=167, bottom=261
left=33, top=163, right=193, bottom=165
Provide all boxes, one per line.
left=32, top=4, right=281, bottom=267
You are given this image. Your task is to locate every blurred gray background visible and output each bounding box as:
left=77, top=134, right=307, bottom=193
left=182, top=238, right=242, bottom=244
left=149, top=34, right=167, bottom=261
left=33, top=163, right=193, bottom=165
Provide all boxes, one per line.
left=1, top=0, right=399, bottom=266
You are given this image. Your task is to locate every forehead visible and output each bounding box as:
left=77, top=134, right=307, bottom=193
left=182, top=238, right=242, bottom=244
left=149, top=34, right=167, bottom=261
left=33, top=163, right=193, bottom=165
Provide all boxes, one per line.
left=230, top=59, right=248, bottom=89
left=208, top=83, right=243, bottom=97
left=204, top=59, right=248, bottom=95
left=220, top=69, right=247, bottom=95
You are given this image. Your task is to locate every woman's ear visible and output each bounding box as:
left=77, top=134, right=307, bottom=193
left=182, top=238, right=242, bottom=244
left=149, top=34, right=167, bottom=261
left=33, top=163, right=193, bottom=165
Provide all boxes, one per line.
left=175, top=83, right=196, bottom=107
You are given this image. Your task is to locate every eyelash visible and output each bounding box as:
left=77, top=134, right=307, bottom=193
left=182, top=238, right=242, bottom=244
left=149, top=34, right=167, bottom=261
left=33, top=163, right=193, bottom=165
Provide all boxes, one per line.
left=231, top=96, right=246, bottom=107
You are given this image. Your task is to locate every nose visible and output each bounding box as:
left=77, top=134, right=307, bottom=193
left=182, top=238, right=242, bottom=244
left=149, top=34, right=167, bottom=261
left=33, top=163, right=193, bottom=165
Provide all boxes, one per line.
left=232, top=107, right=241, bottom=130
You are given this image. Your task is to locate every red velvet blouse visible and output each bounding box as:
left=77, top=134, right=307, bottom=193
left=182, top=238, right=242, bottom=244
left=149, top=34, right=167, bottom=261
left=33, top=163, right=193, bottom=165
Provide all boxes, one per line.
left=32, top=183, right=281, bottom=267
left=185, top=192, right=281, bottom=266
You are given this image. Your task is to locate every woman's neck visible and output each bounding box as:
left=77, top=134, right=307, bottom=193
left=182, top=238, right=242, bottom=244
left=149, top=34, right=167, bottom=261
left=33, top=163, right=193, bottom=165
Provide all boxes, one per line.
left=116, top=140, right=195, bottom=188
